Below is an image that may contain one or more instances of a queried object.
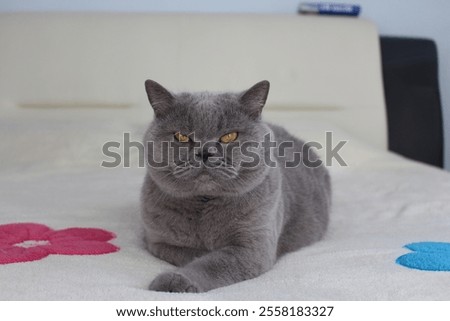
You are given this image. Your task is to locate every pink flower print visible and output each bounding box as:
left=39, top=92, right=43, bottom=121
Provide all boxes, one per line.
left=0, top=223, right=119, bottom=264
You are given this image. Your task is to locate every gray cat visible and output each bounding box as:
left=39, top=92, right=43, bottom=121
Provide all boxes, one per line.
left=141, top=80, right=331, bottom=293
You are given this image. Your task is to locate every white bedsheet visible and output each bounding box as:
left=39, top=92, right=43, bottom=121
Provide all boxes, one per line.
left=1, top=107, right=449, bottom=300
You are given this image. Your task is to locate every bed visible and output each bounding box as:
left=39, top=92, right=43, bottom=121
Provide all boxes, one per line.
left=1, top=13, right=449, bottom=300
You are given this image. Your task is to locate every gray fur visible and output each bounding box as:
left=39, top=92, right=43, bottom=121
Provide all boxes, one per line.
left=141, top=80, right=331, bottom=293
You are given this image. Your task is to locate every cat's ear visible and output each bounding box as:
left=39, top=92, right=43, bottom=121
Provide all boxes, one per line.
left=144, top=79, right=174, bottom=117
left=239, top=80, right=270, bottom=119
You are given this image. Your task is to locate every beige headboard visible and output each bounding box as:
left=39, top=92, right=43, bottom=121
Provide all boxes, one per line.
left=0, top=13, right=387, bottom=149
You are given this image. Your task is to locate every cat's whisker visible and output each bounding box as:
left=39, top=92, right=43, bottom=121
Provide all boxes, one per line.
left=175, top=171, right=192, bottom=179
left=173, top=167, right=187, bottom=174
left=162, top=171, right=175, bottom=178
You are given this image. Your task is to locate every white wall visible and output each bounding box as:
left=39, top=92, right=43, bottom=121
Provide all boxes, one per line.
left=1, top=0, right=450, bottom=170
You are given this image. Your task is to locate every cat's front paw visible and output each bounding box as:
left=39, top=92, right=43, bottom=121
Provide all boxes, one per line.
left=149, top=272, right=202, bottom=293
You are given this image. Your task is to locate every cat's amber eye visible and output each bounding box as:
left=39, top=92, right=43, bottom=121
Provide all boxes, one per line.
left=174, top=132, right=189, bottom=143
left=220, top=132, right=238, bottom=144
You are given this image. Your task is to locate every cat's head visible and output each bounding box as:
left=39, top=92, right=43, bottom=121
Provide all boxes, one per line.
left=143, top=79, right=272, bottom=197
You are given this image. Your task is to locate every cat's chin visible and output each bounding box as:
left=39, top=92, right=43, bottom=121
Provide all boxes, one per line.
left=190, top=172, right=222, bottom=194
left=184, top=170, right=243, bottom=196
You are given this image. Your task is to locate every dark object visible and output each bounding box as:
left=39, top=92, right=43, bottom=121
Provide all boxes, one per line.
left=380, top=36, right=443, bottom=168
left=298, top=3, right=361, bottom=16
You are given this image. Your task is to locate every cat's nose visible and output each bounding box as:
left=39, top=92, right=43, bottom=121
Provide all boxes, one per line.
left=196, top=150, right=214, bottom=163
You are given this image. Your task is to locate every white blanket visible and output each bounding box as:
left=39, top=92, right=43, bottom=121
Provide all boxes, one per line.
left=1, top=107, right=449, bottom=300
